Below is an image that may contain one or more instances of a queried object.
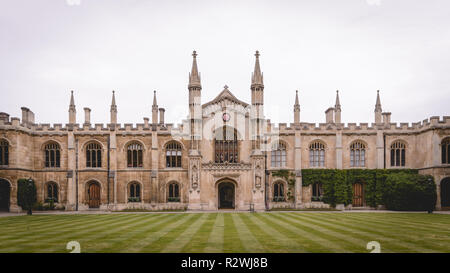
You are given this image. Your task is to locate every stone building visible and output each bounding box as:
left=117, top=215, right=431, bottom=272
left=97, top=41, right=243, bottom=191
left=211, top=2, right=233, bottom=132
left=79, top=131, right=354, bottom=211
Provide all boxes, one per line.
left=0, top=51, right=449, bottom=212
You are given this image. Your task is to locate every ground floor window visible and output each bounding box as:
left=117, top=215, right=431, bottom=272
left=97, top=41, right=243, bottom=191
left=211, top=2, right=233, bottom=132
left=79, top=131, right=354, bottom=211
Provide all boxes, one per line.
left=312, top=182, right=323, bottom=202
left=168, top=182, right=180, bottom=202
left=273, top=182, right=285, bottom=202
left=45, top=182, right=58, bottom=203
left=128, top=182, right=141, bottom=202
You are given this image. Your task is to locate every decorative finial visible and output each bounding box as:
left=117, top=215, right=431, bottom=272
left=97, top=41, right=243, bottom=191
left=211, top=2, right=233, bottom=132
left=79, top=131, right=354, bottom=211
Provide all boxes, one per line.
left=336, top=90, right=339, bottom=94
left=113, top=90, right=115, bottom=94
left=224, top=85, right=229, bottom=89
left=192, top=50, right=197, bottom=58
left=296, top=90, right=298, bottom=94
left=255, top=50, right=260, bottom=58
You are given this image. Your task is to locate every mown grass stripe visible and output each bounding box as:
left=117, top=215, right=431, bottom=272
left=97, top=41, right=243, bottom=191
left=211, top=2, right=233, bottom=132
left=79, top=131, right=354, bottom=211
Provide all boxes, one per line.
left=120, top=213, right=190, bottom=253
left=181, top=213, right=217, bottom=253
left=247, top=213, right=309, bottom=252
left=274, top=213, right=369, bottom=252
left=203, top=213, right=224, bottom=253
left=129, top=214, right=198, bottom=252
left=162, top=214, right=210, bottom=253
left=0, top=214, right=132, bottom=252
left=231, top=213, right=265, bottom=253
left=26, top=214, right=153, bottom=253
left=143, top=213, right=203, bottom=253
left=222, top=213, right=245, bottom=253
left=259, top=213, right=349, bottom=253
left=299, top=213, right=442, bottom=253
left=105, top=214, right=177, bottom=252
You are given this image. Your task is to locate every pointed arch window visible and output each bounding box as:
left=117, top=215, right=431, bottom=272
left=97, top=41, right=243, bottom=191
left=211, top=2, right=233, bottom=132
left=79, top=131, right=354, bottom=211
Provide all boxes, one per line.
left=0, top=139, right=9, bottom=166
left=127, top=143, right=143, bottom=168
left=390, top=141, right=406, bottom=167
left=442, top=138, right=450, bottom=164
left=309, top=141, right=325, bottom=167
left=271, top=142, right=286, bottom=168
left=45, top=142, right=60, bottom=168
left=166, top=141, right=182, bottom=168
left=350, top=141, right=366, bottom=167
left=215, top=126, right=238, bottom=163
left=46, top=182, right=58, bottom=203
left=86, top=142, right=102, bottom=168
left=168, top=182, right=180, bottom=202
left=273, top=182, right=285, bottom=202
left=128, top=182, right=141, bottom=202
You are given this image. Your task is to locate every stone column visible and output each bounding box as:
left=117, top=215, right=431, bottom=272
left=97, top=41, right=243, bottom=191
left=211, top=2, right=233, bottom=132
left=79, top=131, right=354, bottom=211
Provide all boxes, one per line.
left=376, top=130, right=384, bottom=169
left=66, top=131, right=76, bottom=210
left=336, top=130, right=343, bottom=169
left=294, top=129, right=303, bottom=207
left=151, top=129, right=159, bottom=203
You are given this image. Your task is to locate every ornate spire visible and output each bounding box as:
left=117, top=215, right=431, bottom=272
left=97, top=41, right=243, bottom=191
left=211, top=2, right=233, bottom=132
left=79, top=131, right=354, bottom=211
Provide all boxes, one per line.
left=69, top=90, right=75, bottom=108
left=152, top=90, right=158, bottom=107
left=335, top=90, right=341, bottom=111
left=188, top=50, right=201, bottom=88
left=295, top=90, right=300, bottom=106
left=375, top=90, right=382, bottom=112
left=294, top=90, right=300, bottom=124
left=111, top=90, right=117, bottom=111
left=251, top=50, right=264, bottom=86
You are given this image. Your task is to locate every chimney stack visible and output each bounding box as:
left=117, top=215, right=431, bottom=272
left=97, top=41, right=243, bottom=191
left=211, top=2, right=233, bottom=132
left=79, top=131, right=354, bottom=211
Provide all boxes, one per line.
left=159, top=108, right=165, bottom=125
left=382, top=112, right=391, bottom=126
left=84, top=107, right=91, bottom=125
left=325, top=107, right=335, bottom=124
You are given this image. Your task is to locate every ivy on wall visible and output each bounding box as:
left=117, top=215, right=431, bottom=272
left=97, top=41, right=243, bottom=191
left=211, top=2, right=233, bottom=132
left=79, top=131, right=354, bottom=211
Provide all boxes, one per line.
left=300, top=169, right=419, bottom=207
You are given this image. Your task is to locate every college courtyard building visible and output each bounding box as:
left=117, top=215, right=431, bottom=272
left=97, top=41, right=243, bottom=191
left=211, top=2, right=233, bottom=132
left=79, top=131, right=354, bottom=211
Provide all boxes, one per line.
left=0, top=51, right=449, bottom=212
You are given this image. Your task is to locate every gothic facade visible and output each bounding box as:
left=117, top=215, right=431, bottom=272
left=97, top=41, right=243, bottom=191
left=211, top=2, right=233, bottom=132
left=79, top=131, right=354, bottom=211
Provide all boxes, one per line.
left=0, top=51, right=449, bottom=212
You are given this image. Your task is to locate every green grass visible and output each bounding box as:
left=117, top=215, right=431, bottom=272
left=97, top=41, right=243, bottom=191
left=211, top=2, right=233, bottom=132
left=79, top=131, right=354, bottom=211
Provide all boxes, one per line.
left=0, top=212, right=449, bottom=253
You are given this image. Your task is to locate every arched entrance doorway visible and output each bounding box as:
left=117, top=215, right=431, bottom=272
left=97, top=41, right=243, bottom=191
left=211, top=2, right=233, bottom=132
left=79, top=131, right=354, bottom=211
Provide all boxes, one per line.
left=0, top=179, right=10, bottom=211
left=352, top=182, right=364, bottom=207
left=218, top=182, right=235, bottom=209
left=87, top=181, right=101, bottom=208
left=441, top=177, right=450, bottom=209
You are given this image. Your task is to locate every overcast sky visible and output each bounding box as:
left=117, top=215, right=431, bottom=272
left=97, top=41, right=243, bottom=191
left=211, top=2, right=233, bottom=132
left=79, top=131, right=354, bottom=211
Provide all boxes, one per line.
left=1, top=0, right=449, bottom=126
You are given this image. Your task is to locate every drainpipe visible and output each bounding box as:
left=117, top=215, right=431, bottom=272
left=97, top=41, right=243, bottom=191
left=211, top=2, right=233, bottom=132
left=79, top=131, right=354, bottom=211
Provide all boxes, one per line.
left=75, top=139, right=79, bottom=211
left=107, top=135, right=110, bottom=205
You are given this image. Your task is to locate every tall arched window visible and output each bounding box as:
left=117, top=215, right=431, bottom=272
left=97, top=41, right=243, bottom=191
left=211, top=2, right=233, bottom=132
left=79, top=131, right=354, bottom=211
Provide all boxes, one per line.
left=442, top=138, right=450, bottom=164
left=168, top=182, right=180, bottom=202
left=271, top=142, right=286, bottom=168
left=127, top=143, right=143, bottom=168
left=309, top=141, right=325, bottom=167
left=128, top=182, right=141, bottom=202
left=46, top=182, right=58, bottom=203
left=215, top=126, right=238, bottom=163
left=166, top=141, right=182, bottom=168
left=350, top=141, right=366, bottom=167
left=273, top=182, right=285, bottom=202
left=0, top=139, right=9, bottom=166
left=86, top=142, right=102, bottom=168
left=312, top=182, right=323, bottom=201
left=390, top=141, right=406, bottom=167
left=45, top=142, right=60, bottom=168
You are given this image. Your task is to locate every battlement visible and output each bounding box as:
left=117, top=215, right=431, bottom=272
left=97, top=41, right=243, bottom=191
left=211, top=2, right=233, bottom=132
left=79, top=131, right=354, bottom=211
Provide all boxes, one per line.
left=0, top=115, right=449, bottom=136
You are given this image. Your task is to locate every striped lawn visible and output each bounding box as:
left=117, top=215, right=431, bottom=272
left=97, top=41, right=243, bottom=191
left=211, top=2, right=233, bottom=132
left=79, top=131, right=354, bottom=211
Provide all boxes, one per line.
left=0, top=212, right=449, bottom=253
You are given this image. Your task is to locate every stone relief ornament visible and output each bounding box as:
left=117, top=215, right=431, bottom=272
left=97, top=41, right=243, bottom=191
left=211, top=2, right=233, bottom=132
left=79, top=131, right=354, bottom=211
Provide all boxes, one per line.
left=191, top=165, right=198, bottom=188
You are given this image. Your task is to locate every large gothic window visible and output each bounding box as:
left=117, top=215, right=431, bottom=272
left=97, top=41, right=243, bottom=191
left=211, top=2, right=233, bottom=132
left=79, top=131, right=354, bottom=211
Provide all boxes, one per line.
left=0, top=139, right=8, bottom=166
left=127, top=143, right=143, bottom=168
left=309, top=141, right=325, bottom=167
left=86, top=142, right=102, bottom=168
left=350, top=141, right=366, bottom=167
left=443, top=138, right=450, bottom=164
left=45, top=142, right=60, bottom=168
left=390, top=141, right=406, bottom=167
left=166, top=141, right=182, bottom=168
left=273, top=182, right=285, bottom=202
left=214, top=126, right=238, bottom=163
left=271, top=142, right=286, bottom=168
left=168, top=182, right=180, bottom=202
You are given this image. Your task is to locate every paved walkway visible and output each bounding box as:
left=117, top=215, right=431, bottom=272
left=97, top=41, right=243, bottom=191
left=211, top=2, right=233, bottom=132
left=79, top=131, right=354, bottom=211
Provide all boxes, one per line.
left=1, top=209, right=449, bottom=217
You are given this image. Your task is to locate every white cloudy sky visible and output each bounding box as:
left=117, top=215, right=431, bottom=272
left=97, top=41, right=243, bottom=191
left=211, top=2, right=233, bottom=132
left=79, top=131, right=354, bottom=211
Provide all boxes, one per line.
left=0, top=0, right=449, bottom=126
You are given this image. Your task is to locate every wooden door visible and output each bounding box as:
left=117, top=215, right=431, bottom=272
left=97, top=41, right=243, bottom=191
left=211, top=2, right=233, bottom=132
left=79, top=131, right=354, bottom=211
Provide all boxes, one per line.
left=88, top=183, right=100, bottom=208
left=352, top=183, right=364, bottom=207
